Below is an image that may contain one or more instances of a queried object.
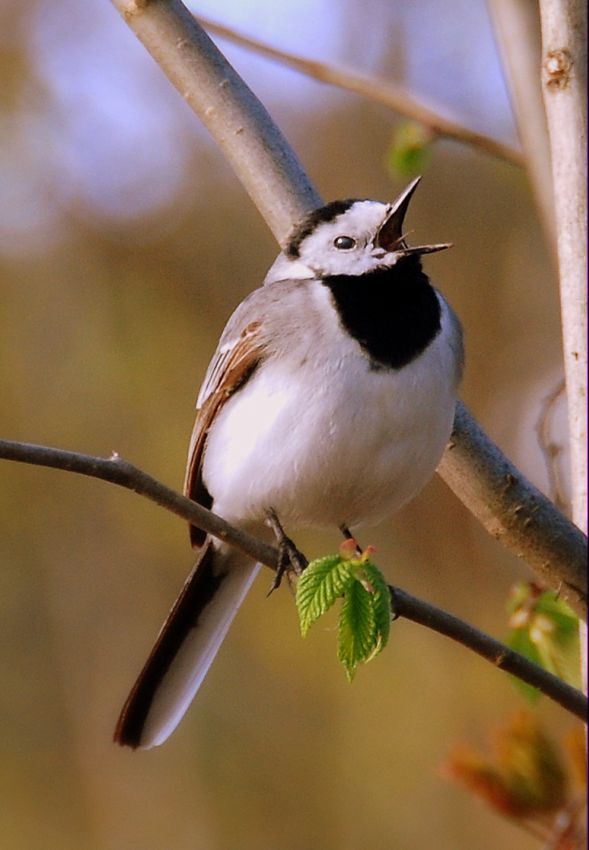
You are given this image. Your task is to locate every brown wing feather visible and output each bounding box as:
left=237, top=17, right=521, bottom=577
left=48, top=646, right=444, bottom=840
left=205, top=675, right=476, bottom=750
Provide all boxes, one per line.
left=184, top=321, right=263, bottom=548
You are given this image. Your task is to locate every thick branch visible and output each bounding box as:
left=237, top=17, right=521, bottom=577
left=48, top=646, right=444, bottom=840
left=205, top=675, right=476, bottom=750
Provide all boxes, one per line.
left=196, top=15, right=523, bottom=167
left=438, top=403, right=586, bottom=617
left=538, top=0, right=587, bottom=533
left=112, top=0, right=320, bottom=243
left=487, top=0, right=556, bottom=252
left=0, top=438, right=585, bottom=721
left=110, top=0, right=587, bottom=615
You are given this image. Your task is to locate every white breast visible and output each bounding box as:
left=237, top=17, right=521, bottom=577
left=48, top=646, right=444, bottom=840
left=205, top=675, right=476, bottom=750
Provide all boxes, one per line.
left=202, top=285, right=459, bottom=532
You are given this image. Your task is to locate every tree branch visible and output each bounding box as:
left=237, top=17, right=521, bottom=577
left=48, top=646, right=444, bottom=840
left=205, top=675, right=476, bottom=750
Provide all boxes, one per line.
left=195, top=14, right=524, bottom=167
left=389, top=587, right=586, bottom=720
left=0, top=440, right=278, bottom=567
left=538, top=0, right=588, bottom=697
left=535, top=377, right=568, bottom=513
left=109, top=0, right=587, bottom=617
left=0, top=438, right=585, bottom=722
left=112, top=0, right=320, bottom=244
left=438, top=402, right=586, bottom=617
left=538, top=0, right=587, bottom=535
left=487, top=0, right=556, bottom=252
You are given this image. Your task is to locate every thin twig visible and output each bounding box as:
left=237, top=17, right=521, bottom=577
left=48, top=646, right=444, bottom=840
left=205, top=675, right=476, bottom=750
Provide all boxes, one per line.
left=109, top=0, right=587, bottom=618
left=0, top=438, right=586, bottom=722
left=0, top=440, right=277, bottom=567
left=535, top=377, right=568, bottom=512
left=390, top=587, right=586, bottom=721
left=197, top=14, right=524, bottom=168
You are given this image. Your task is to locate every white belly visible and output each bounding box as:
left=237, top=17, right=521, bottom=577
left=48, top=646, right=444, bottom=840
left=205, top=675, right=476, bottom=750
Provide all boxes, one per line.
left=202, top=321, right=457, bottom=531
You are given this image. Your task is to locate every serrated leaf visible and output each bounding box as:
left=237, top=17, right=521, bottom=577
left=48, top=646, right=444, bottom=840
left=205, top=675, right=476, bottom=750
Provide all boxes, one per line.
left=357, top=559, right=391, bottom=659
left=338, top=579, right=376, bottom=681
left=296, top=554, right=354, bottom=637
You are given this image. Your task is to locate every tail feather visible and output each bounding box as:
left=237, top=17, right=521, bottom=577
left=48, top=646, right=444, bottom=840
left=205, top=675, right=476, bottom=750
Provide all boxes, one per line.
left=114, top=539, right=259, bottom=749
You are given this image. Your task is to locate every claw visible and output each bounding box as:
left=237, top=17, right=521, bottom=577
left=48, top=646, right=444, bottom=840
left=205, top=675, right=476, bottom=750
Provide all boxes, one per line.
left=266, top=508, right=308, bottom=594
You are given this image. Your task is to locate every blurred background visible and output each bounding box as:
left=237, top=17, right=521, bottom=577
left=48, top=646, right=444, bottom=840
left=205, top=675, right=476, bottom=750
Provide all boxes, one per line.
left=0, top=1, right=579, bottom=848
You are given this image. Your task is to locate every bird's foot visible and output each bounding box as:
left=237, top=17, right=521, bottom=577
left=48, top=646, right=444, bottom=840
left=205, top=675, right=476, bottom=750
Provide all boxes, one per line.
left=266, top=508, right=308, bottom=595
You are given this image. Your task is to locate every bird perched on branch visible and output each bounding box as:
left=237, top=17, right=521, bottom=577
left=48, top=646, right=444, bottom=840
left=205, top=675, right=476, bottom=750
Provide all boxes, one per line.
left=115, top=177, right=464, bottom=749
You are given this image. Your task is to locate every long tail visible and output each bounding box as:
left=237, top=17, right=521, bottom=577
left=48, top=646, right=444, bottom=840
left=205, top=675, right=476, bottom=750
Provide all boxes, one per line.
left=114, top=538, right=259, bottom=749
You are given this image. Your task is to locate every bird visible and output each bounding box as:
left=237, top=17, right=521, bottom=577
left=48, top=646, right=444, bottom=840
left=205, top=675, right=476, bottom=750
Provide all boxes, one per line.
left=114, top=176, right=464, bottom=749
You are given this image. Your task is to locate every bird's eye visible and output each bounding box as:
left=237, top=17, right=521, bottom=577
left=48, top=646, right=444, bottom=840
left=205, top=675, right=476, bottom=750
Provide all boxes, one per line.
left=333, top=235, right=356, bottom=250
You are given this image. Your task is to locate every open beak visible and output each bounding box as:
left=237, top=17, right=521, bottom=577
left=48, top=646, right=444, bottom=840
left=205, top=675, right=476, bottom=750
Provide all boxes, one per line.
left=376, top=176, right=452, bottom=257
left=394, top=242, right=453, bottom=256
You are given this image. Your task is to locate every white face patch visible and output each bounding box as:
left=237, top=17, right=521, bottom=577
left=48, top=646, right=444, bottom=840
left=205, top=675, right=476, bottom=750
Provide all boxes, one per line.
left=296, top=201, right=397, bottom=278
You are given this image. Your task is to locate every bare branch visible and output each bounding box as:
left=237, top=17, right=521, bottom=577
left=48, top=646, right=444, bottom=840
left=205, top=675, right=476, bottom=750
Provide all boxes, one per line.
left=196, top=14, right=524, bottom=168
left=109, top=0, right=587, bottom=614
left=438, top=402, right=586, bottom=617
left=0, top=439, right=277, bottom=567
left=487, top=0, right=556, bottom=251
left=538, top=0, right=588, bottom=534
left=390, top=587, right=586, bottom=721
left=111, top=0, right=321, bottom=243
left=535, top=377, right=568, bottom=512
left=0, top=437, right=585, bottom=721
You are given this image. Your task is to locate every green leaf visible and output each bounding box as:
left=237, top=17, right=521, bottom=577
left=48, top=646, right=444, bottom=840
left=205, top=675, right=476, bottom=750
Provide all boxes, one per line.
left=296, top=554, right=354, bottom=637
left=357, top=560, right=391, bottom=659
left=386, top=122, right=433, bottom=178
left=338, top=578, right=376, bottom=681
left=296, top=551, right=393, bottom=682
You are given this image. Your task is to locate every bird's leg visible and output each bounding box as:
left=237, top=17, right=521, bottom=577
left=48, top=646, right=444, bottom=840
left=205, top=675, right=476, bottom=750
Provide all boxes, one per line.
left=266, top=508, right=308, bottom=595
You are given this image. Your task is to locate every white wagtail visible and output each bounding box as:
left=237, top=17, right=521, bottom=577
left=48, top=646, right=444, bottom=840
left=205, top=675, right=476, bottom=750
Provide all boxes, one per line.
left=115, top=177, right=464, bottom=749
